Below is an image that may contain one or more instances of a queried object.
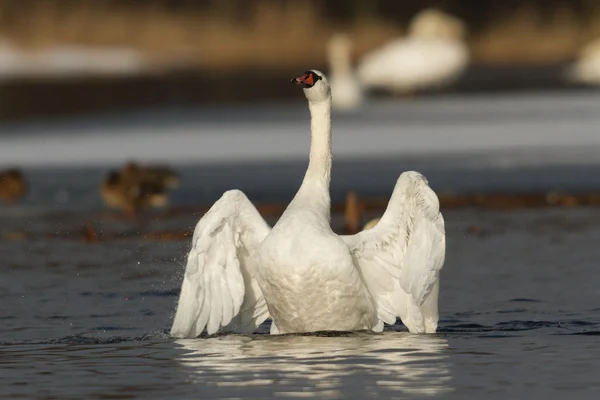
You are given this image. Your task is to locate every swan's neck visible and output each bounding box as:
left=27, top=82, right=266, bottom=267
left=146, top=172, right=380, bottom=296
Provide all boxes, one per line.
left=329, top=45, right=352, bottom=74
left=295, top=97, right=332, bottom=212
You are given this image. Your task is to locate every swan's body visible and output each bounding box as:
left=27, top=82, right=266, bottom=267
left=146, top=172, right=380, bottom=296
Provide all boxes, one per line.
left=170, top=70, right=445, bottom=338
left=357, top=9, right=468, bottom=94
left=567, top=37, right=600, bottom=85
left=327, top=34, right=364, bottom=110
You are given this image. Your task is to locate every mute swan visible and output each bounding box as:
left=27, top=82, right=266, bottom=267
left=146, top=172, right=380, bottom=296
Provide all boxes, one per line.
left=566, top=37, right=600, bottom=85
left=0, top=168, right=27, bottom=205
left=170, top=70, right=445, bottom=337
left=357, top=8, right=469, bottom=94
left=327, top=34, right=364, bottom=110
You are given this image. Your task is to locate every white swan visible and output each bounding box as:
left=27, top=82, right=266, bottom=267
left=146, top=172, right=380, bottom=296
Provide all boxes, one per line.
left=566, top=37, right=600, bottom=85
left=170, top=70, right=445, bottom=338
left=357, top=8, right=469, bottom=94
left=327, top=34, right=364, bottom=110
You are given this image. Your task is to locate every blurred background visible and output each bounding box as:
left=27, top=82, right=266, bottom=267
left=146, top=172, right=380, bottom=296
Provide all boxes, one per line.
left=0, top=0, right=600, bottom=219
left=2, top=0, right=600, bottom=221
left=1, top=0, right=600, bottom=120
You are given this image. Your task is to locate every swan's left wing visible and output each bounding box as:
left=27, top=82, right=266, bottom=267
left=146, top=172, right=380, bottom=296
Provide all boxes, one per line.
left=341, top=171, right=445, bottom=333
left=170, top=190, right=271, bottom=338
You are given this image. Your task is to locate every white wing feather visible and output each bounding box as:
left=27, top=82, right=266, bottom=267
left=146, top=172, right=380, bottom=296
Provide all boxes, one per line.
left=341, top=171, right=445, bottom=333
left=170, top=190, right=271, bottom=338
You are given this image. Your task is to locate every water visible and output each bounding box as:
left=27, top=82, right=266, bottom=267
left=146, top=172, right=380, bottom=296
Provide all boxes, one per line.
left=1, top=170, right=600, bottom=399
left=2, top=95, right=600, bottom=399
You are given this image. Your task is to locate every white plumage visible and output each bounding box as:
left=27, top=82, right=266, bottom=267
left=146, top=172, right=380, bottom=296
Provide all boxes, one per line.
left=357, top=8, right=469, bottom=94
left=170, top=190, right=271, bottom=337
left=567, top=37, right=600, bottom=86
left=327, top=34, right=364, bottom=111
left=170, top=70, right=445, bottom=337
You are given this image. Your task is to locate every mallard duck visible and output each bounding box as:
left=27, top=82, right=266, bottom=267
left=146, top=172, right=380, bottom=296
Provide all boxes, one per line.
left=0, top=168, right=27, bottom=205
left=100, top=170, right=168, bottom=215
left=120, top=162, right=179, bottom=189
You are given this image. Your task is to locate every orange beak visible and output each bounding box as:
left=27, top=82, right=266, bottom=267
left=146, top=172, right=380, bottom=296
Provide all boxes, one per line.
left=290, top=72, right=314, bottom=88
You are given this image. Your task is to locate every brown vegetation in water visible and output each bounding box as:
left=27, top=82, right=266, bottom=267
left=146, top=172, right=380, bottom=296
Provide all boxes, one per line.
left=2, top=191, right=600, bottom=244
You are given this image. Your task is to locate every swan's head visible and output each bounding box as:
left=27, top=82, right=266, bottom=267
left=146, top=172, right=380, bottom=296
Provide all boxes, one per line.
left=291, top=70, right=331, bottom=103
left=408, top=8, right=466, bottom=40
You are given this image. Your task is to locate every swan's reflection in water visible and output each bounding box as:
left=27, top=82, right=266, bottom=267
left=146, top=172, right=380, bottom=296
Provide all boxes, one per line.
left=175, top=332, right=453, bottom=399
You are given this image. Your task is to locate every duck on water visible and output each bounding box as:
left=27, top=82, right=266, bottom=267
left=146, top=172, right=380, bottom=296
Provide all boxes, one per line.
left=170, top=70, right=446, bottom=337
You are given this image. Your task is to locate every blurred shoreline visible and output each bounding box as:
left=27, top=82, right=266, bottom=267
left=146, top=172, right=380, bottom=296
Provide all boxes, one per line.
left=0, top=63, right=589, bottom=123
left=0, top=1, right=600, bottom=121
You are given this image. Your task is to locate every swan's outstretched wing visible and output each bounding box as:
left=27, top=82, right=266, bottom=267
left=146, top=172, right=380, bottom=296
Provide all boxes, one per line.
left=170, top=190, right=271, bottom=338
left=341, top=171, right=445, bottom=333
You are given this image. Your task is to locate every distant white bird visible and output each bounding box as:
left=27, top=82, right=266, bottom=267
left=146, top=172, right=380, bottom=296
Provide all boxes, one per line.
left=327, top=34, right=364, bottom=110
left=567, top=37, right=600, bottom=85
left=170, top=70, right=445, bottom=338
left=357, top=8, right=469, bottom=94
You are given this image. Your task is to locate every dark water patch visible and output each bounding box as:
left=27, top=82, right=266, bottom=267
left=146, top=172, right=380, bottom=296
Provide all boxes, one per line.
left=79, top=291, right=120, bottom=299
left=438, top=318, right=466, bottom=324
left=137, top=289, right=180, bottom=297
left=496, top=320, right=557, bottom=329
left=497, top=308, right=528, bottom=314
left=89, top=314, right=119, bottom=319
left=1, top=331, right=170, bottom=346
left=453, top=311, right=481, bottom=317
left=440, top=320, right=600, bottom=334
left=510, top=298, right=542, bottom=303
left=442, top=323, right=487, bottom=330
left=94, top=326, right=138, bottom=332
left=454, top=350, right=495, bottom=355
left=567, top=320, right=598, bottom=326
left=476, top=335, right=523, bottom=338
left=44, top=315, right=72, bottom=320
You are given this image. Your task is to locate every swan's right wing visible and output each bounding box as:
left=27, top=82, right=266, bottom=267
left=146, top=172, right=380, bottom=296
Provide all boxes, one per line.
left=341, top=172, right=445, bottom=333
left=170, top=190, right=271, bottom=338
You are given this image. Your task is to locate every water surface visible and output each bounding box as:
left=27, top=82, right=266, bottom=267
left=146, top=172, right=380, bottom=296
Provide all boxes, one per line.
left=1, top=195, right=599, bottom=399
left=2, top=94, right=600, bottom=398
